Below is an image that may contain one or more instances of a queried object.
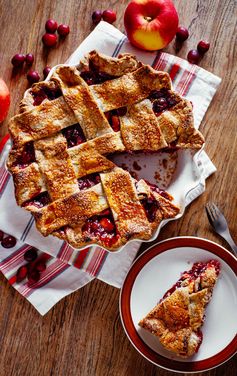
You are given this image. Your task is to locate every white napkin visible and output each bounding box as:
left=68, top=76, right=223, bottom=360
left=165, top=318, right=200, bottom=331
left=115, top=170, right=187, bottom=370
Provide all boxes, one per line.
left=0, top=21, right=221, bottom=315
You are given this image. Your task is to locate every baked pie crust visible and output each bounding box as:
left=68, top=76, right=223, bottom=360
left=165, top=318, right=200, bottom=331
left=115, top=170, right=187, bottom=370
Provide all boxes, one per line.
left=139, top=260, right=220, bottom=357
left=7, top=51, right=204, bottom=250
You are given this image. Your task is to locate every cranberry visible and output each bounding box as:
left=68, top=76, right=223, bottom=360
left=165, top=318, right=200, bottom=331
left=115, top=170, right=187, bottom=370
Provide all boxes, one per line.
left=11, top=54, right=25, bottom=68
left=42, top=33, right=57, bottom=47
left=24, top=248, right=38, bottom=262
left=45, top=19, right=58, bottom=33
left=102, top=9, right=116, bottom=24
left=99, top=218, right=115, bottom=233
left=16, top=265, right=28, bottom=283
left=43, top=66, right=51, bottom=79
left=176, top=26, right=189, bottom=42
left=0, top=230, right=4, bottom=241
left=187, top=49, right=201, bottom=64
left=111, top=115, right=120, bottom=132
left=27, top=70, right=40, bottom=85
left=28, top=269, right=40, bottom=284
left=35, top=261, right=47, bottom=272
left=57, top=24, right=70, bottom=37
left=153, top=98, right=168, bottom=113
left=92, top=10, right=103, bottom=24
left=1, top=235, right=17, bottom=248
left=197, top=40, right=210, bottom=54
left=25, top=53, right=34, bottom=65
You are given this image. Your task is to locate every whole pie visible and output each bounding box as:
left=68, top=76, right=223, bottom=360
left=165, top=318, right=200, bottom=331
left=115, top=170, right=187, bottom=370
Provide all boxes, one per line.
left=139, top=260, right=220, bottom=357
left=7, top=51, right=204, bottom=250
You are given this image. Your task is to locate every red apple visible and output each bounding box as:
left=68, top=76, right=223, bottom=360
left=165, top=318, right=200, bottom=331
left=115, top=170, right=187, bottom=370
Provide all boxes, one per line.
left=0, top=78, right=10, bottom=123
left=124, top=0, right=179, bottom=51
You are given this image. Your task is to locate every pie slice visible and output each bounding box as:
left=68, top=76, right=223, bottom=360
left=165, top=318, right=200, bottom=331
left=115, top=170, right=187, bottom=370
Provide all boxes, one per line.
left=138, top=260, right=220, bottom=357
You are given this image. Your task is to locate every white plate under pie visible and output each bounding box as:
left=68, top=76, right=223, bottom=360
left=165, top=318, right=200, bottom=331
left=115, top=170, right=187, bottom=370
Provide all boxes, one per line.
left=119, top=237, right=237, bottom=373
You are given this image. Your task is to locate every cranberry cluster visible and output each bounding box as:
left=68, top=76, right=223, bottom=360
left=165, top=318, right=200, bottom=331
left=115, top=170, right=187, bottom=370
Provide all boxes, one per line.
left=11, top=18, right=70, bottom=86
left=175, top=26, right=210, bottom=64
left=0, top=230, right=17, bottom=248
left=92, top=9, right=117, bottom=25
left=16, top=248, right=47, bottom=285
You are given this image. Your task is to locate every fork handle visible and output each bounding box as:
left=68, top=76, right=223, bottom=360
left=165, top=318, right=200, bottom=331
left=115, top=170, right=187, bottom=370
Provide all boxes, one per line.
left=222, top=231, right=237, bottom=257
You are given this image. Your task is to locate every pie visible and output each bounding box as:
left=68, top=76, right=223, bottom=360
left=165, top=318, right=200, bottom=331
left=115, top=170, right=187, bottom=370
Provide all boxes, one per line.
left=138, top=259, right=220, bottom=357
left=7, top=50, right=204, bottom=250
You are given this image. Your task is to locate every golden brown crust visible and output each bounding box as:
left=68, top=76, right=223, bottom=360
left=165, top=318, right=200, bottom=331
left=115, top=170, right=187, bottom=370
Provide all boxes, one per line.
left=7, top=50, right=206, bottom=250
left=139, top=262, right=219, bottom=357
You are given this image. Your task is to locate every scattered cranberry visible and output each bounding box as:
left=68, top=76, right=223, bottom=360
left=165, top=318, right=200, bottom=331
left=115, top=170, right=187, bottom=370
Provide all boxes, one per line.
left=111, top=115, right=120, bottom=132
left=43, top=66, right=51, bottom=79
left=99, top=218, right=115, bottom=233
left=176, top=26, right=189, bottom=42
left=11, top=54, right=25, bottom=68
left=16, top=265, right=28, bottom=283
left=24, top=248, right=38, bottom=262
left=0, top=230, right=4, bottom=241
left=102, top=9, right=116, bottom=24
left=57, top=24, right=70, bottom=37
left=28, top=269, right=40, bottom=284
left=1, top=235, right=17, bottom=248
left=197, top=40, right=210, bottom=54
left=45, top=19, right=58, bottom=33
left=42, top=33, right=57, bottom=47
left=35, top=261, right=47, bottom=272
left=92, top=10, right=103, bottom=24
left=25, top=53, right=34, bottom=65
left=27, top=70, right=40, bottom=85
left=187, top=49, right=201, bottom=64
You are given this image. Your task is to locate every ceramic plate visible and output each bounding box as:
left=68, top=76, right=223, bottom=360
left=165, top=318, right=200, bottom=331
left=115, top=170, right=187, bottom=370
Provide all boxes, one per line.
left=120, top=237, right=237, bottom=373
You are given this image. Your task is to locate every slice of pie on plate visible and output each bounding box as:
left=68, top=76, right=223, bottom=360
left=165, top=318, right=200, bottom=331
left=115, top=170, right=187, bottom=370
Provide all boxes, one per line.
left=138, top=260, right=220, bottom=357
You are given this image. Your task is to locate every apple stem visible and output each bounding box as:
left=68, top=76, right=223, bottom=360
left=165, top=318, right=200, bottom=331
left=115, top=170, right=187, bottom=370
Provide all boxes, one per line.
left=144, top=16, right=153, bottom=22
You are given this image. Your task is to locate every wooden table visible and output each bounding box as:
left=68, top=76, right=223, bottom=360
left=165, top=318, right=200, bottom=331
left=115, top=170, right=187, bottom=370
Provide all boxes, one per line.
left=0, top=1, right=236, bottom=375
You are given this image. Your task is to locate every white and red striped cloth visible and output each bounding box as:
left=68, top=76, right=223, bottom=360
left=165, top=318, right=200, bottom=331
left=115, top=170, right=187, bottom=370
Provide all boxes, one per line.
left=0, top=22, right=221, bottom=315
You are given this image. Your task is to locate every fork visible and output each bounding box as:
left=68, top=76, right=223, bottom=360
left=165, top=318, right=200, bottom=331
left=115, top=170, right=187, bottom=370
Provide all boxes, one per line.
left=205, top=202, right=237, bottom=257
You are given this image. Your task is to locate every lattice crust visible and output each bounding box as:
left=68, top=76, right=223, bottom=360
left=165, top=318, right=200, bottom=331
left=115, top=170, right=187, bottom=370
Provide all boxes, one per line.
left=7, top=51, right=205, bottom=250
left=138, top=260, right=220, bottom=357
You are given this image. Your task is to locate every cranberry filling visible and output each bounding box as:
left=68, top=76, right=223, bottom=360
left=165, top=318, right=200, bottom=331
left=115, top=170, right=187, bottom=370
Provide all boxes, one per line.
left=80, top=70, right=115, bottom=86
left=15, top=142, right=36, bottom=169
left=149, top=88, right=177, bottom=116
left=162, top=260, right=221, bottom=300
left=104, top=108, right=126, bottom=132
left=22, top=191, right=51, bottom=209
left=82, top=209, right=119, bottom=247
left=78, top=173, right=100, bottom=190
left=32, top=86, right=62, bottom=106
left=62, top=123, right=86, bottom=148
left=141, top=195, right=160, bottom=222
left=145, top=181, right=172, bottom=201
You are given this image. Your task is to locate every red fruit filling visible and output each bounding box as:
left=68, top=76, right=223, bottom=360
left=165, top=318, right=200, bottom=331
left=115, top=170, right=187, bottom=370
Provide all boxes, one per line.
left=78, top=173, right=100, bottom=190
left=140, top=195, right=160, bottom=222
left=22, top=191, right=51, bottom=209
left=82, top=209, right=119, bottom=247
left=145, top=181, right=173, bottom=201
left=14, top=142, right=36, bottom=168
left=104, top=107, right=127, bottom=132
left=62, top=123, right=86, bottom=148
left=162, top=260, right=221, bottom=300
left=32, top=86, right=62, bottom=106
left=149, top=89, right=177, bottom=116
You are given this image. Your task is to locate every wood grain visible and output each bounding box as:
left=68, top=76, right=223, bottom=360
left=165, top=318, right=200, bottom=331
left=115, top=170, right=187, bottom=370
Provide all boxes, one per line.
left=0, top=0, right=236, bottom=375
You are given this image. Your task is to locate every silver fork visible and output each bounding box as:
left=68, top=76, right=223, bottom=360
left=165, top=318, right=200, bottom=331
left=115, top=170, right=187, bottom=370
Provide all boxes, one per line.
left=205, top=202, right=237, bottom=257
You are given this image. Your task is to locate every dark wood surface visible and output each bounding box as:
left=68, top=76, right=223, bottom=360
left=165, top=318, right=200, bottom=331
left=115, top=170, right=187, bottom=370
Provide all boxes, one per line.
left=0, top=0, right=236, bottom=375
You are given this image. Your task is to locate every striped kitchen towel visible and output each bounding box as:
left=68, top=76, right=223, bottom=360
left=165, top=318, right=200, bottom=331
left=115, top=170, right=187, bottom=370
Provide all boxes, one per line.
left=0, top=21, right=221, bottom=315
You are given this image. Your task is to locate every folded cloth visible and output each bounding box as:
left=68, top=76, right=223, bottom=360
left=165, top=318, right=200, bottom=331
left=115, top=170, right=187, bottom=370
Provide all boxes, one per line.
left=0, top=21, right=221, bottom=315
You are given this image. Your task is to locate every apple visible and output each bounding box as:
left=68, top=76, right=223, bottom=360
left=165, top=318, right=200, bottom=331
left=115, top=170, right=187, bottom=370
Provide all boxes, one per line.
left=0, top=78, right=10, bottom=123
left=124, top=0, right=179, bottom=51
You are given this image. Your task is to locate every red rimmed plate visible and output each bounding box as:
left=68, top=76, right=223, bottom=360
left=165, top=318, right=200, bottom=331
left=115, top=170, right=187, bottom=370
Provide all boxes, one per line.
left=119, top=237, right=237, bottom=373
